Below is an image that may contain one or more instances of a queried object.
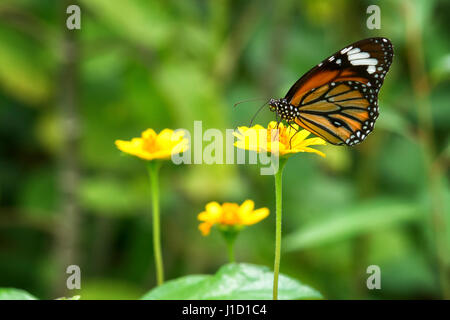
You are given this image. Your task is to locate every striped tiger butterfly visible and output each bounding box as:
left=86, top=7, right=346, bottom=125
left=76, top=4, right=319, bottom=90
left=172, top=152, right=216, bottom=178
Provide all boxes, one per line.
left=269, top=37, right=394, bottom=146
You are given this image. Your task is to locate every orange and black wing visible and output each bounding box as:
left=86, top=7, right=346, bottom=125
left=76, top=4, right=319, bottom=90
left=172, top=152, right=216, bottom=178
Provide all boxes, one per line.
left=285, top=37, right=394, bottom=145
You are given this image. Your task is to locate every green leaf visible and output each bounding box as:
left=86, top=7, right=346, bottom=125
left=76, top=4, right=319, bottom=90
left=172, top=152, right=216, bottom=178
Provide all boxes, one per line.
left=0, top=28, right=51, bottom=104
left=80, top=0, right=172, bottom=49
left=142, top=275, right=209, bottom=300
left=0, top=288, right=38, bottom=300
left=55, top=295, right=81, bottom=300
left=141, top=263, right=322, bottom=300
left=284, top=198, right=421, bottom=251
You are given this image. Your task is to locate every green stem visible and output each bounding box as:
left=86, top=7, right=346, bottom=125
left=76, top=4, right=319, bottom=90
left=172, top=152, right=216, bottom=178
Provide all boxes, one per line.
left=226, top=239, right=235, bottom=263
left=221, top=228, right=238, bottom=263
left=147, top=161, right=164, bottom=286
left=273, top=158, right=287, bottom=300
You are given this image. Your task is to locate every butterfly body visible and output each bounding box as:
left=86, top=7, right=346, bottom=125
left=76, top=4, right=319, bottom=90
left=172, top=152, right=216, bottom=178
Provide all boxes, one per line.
left=269, top=98, right=299, bottom=122
left=269, top=37, right=393, bottom=146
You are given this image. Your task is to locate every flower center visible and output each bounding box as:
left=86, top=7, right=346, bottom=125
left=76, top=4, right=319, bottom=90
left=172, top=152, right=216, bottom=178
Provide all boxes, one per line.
left=143, top=138, right=159, bottom=153
left=267, top=127, right=290, bottom=147
left=220, top=203, right=241, bottom=225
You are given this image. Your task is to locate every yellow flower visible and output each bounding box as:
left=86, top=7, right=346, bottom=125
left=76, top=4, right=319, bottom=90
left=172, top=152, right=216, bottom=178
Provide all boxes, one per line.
left=234, top=121, right=326, bottom=157
left=115, top=128, right=189, bottom=161
left=198, top=200, right=269, bottom=236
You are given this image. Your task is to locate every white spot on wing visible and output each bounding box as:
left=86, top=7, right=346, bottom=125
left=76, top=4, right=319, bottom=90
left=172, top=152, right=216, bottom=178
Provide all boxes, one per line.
left=347, top=48, right=361, bottom=55
left=367, top=65, right=376, bottom=74
left=350, top=58, right=378, bottom=66
left=348, top=52, right=370, bottom=60
left=340, top=46, right=353, bottom=54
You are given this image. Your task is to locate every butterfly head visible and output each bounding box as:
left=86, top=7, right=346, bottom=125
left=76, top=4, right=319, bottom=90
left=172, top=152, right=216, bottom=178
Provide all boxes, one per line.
left=269, top=98, right=278, bottom=112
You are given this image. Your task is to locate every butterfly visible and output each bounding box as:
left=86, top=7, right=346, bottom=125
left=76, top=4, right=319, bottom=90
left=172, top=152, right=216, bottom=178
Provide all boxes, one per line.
left=269, top=37, right=394, bottom=146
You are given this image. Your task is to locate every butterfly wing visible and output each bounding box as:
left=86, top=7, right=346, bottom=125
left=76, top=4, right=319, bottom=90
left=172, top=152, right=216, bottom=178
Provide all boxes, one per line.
left=285, top=37, right=394, bottom=146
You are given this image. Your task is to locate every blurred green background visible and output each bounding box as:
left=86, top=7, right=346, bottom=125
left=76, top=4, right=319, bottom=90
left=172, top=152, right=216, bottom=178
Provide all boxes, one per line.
left=0, top=0, right=449, bottom=299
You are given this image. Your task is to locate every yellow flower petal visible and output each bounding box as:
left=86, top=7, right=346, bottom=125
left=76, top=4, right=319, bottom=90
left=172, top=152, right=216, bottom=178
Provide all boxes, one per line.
left=242, top=207, right=270, bottom=225
left=205, top=201, right=222, bottom=215
left=142, top=128, right=157, bottom=140
left=239, top=200, right=255, bottom=216
left=300, top=137, right=327, bottom=147
left=290, top=130, right=311, bottom=145
left=115, top=138, right=154, bottom=159
left=197, top=211, right=210, bottom=222
left=156, top=129, right=175, bottom=143
left=199, top=222, right=212, bottom=236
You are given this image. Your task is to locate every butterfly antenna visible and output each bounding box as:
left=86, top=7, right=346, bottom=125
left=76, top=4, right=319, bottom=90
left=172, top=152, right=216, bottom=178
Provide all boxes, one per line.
left=233, top=97, right=268, bottom=108
left=248, top=99, right=270, bottom=127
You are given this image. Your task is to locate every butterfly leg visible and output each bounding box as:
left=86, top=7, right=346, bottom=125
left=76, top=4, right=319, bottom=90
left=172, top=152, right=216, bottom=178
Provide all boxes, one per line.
left=271, top=113, right=281, bottom=141
left=288, top=122, right=300, bottom=149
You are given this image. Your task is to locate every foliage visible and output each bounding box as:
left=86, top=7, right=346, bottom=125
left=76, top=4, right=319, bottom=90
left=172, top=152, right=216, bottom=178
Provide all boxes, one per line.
left=141, top=263, right=322, bottom=300
left=0, top=288, right=37, bottom=300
